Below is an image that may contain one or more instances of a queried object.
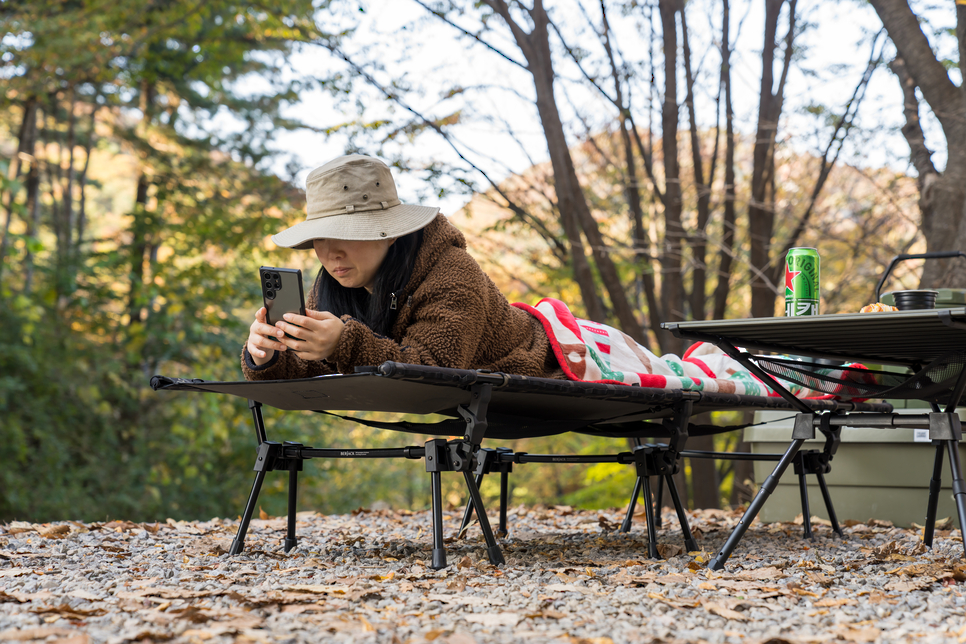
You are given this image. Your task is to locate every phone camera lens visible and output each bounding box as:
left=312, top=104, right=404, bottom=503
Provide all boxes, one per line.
left=264, top=280, right=273, bottom=289
left=274, top=279, right=282, bottom=289
left=271, top=272, right=280, bottom=280
left=265, top=289, right=276, bottom=300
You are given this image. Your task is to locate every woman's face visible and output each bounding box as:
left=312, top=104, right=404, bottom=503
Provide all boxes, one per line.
left=313, top=237, right=395, bottom=293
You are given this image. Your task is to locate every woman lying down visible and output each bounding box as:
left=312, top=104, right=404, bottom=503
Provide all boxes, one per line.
left=242, top=154, right=860, bottom=398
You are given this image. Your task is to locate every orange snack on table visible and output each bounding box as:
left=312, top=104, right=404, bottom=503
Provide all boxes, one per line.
left=859, top=302, right=898, bottom=313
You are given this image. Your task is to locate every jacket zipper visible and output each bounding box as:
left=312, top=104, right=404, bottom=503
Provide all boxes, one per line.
left=390, top=292, right=397, bottom=310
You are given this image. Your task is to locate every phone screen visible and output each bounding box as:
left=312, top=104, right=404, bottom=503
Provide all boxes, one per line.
left=260, top=267, right=306, bottom=327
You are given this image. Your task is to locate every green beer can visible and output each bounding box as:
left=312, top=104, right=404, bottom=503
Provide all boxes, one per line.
left=784, top=247, right=820, bottom=316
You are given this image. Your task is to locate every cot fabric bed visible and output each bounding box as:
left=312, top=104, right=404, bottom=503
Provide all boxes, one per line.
left=151, top=362, right=891, bottom=568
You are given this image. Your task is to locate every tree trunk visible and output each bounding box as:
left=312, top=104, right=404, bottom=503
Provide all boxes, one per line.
left=712, top=0, right=737, bottom=321
left=658, top=0, right=686, bottom=356
left=869, top=0, right=966, bottom=288
left=129, top=81, right=156, bottom=327
left=749, top=0, right=796, bottom=318
left=0, top=97, right=38, bottom=285
left=688, top=422, right=720, bottom=509
left=681, top=6, right=712, bottom=322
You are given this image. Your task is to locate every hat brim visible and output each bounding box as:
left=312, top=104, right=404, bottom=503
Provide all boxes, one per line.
left=272, top=204, right=440, bottom=250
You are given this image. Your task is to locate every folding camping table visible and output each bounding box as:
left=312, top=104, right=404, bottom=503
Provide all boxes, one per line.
left=664, top=306, right=966, bottom=570
left=152, top=361, right=890, bottom=569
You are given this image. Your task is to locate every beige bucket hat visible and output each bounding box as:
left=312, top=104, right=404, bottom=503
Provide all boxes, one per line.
left=272, top=154, right=440, bottom=250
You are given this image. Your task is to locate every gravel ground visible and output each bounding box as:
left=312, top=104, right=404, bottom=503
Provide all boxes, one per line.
left=1, top=505, right=965, bottom=644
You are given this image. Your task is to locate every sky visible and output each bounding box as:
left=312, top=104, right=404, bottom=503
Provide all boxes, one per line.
left=264, top=0, right=958, bottom=215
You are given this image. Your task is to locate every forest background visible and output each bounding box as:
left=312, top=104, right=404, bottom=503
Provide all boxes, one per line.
left=2, top=0, right=964, bottom=523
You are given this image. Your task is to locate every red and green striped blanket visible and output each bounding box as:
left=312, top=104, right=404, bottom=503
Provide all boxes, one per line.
left=514, top=298, right=866, bottom=399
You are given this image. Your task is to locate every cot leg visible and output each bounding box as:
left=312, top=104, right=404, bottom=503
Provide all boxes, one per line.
left=923, top=442, right=945, bottom=547
left=654, top=475, right=665, bottom=529
left=815, top=471, right=843, bottom=537
left=430, top=471, right=446, bottom=570
left=498, top=468, right=510, bottom=538
left=457, top=472, right=485, bottom=538
left=283, top=468, right=298, bottom=553
left=663, top=472, right=698, bottom=553
left=640, top=474, right=660, bottom=559
left=230, top=470, right=267, bottom=556
left=945, top=440, right=966, bottom=557
left=709, top=438, right=806, bottom=571
left=797, top=453, right=813, bottom=540
left=620, top=476, right=644, bottom=534
left=463, top=470, right=505, bottom=566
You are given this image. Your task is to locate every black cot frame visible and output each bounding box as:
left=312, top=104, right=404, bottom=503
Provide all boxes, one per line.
left=151, top=362, right=891, bottom=569
left=665, top=306, right=966, bottom=570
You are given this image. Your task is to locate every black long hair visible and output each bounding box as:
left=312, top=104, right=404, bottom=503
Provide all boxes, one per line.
left=313, top=228, right=424, bottom=336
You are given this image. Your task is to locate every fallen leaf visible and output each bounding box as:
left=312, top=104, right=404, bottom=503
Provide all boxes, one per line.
left=0, top=626, right=79, bottom=641
left=0, top=569, right=31, bottom=578
left=444, top=634, right=477, bottom=644
left=813, top=598, right=857, bottom=607
left=647, top=592, right=699, bottom=609
left=791, top=587, right=824, bottom=598
left=735, top=566, right=784, bottom=581
left=836, top=626, right=880, bottom=643
left=598, top=515, right=619, bottom=531
left=885, top=578, right=933, bottom=592
left=284, top=584, right=350, bottom=595
left=703, top=600, right=747, bottom=621
left=29, top=604, right=106, bottom=619
left=463, top=612, right=520, bottom=627
left=655, top=574, right=691, bottom=585
left=3, top=522, right=34, bottom=535
left=543, top=583, right=600, bottom=595
left=259, top=507, right=269, bottom=520
left=425, top=594, right=505, bottom=606
left=36, top=525, right=70, bottom=539
left=525, top=609, right=567, bottom=619
left=657, top=543, right=684, bottom=558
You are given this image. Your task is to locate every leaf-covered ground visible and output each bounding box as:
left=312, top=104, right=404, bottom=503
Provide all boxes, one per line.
left=1, top=506, right=965, bottom=643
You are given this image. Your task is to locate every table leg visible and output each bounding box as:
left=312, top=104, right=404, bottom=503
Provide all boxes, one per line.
left=945, top=440, right=966, bottom=557
left=709, top=438, right=806, bottom=571
left=797, top=453, right=813, bottom=540
left=923, top=442, right=945, bottom=547
left=815, top=471, right=843, bottom=537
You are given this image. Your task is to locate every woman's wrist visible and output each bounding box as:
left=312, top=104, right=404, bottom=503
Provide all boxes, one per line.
left=249, top=344, right=275, bottom=366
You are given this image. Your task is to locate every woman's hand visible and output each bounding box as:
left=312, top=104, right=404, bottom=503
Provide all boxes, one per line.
left=274, top=309, right=345, bottom=362
left=247, top=307, right=288, bottom=365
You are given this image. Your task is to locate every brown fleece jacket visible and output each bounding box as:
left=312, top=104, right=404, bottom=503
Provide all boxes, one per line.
left=241, top=214, right=564, bottom=381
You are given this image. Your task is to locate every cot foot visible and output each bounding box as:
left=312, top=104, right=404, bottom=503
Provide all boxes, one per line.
left=486, top=545, right=506, bottom=566
left=228, top=538, right=244, bottom=556
left=432, top=548, right=447, bottom=570
left=283, top=537, right=298, bottom=553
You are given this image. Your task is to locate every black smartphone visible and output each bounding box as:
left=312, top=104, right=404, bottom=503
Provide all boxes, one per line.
left=260, top=266, right=306, bottom=328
